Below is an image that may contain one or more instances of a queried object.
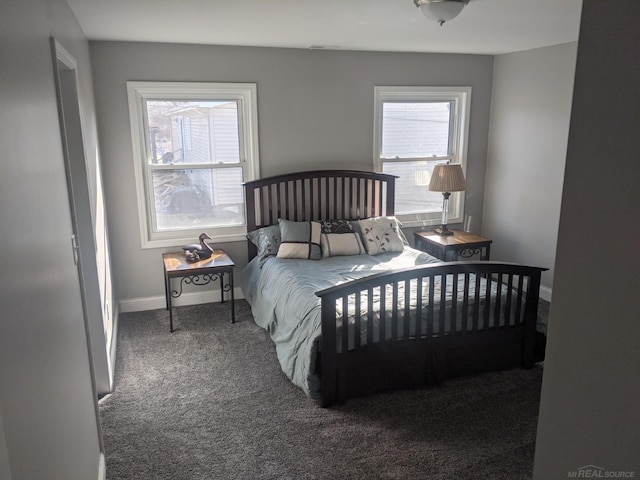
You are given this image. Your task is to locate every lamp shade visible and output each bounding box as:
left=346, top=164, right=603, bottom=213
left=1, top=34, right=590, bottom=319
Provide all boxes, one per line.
left=428, top=163, right=466, bottom=192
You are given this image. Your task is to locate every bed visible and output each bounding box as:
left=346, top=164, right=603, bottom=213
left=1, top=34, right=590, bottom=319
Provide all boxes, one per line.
left=241, top=170, right=546, bottom=407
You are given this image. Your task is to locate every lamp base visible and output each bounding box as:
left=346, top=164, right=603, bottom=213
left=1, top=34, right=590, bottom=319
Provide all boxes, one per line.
left=433, top=225, right=454, bottom=236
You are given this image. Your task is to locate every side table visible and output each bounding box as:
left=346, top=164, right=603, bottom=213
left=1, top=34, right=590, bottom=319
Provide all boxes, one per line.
left=414, top=230, right=492, bottom=262
left=162, top=249, right=235, bottom=332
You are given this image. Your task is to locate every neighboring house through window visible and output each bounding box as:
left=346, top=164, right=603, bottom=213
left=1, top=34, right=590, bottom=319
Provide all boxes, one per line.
left=373, top=86, right=471, bottom=228
left=127, top=81, right=259, bottom=247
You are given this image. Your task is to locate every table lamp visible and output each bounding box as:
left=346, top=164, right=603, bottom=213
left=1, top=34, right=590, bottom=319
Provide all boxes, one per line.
left=428, top=163, right=466, bottom=236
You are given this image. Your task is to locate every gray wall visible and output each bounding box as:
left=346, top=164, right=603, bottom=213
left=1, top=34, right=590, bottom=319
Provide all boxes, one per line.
left=0, top=1, right=103, bottom=479
left=90, top=42, right=494, bottom=305
left=534, top=1, right=640, bottom=477
left=0, top=412, right=10, bottom=480
left=483, top=42, right=578, bottom=296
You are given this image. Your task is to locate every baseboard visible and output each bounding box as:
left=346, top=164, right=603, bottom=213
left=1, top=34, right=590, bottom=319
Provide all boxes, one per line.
left=539, top=285, right=552, bottom=303
left=108, top=303, right=119, bottom=391
left=98, top=452, right=106, bottom=480
left=119, top=286, right=245, bottom=313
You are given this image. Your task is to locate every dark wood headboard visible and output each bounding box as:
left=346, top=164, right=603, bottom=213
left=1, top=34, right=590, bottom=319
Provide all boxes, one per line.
left=244, top=170, right=397, bottom=259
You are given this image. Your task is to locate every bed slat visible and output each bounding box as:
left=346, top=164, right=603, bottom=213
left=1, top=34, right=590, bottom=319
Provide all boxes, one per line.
left=427, top=279, right=435, bottom=337
left=505, top=274, right=514, bottom=326
left=403, top=279, right=410, bottom=340
left=340, top=296, right=349, bottom=352
left=462, top=273, right=470, bottom=333
left=451, top=273, right=459, bottom=333
left=392, top=282, right=399, bottom=342
left=494, top=274, right=503, bottom=328
left=367, top=288, right=374, bottom=346
left=439, top=274, right=447, bottom=336
left=416, top=277, right=423, bottom=338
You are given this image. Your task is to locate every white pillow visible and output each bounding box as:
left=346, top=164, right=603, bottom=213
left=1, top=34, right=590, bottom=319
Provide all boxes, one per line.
left=358, top=216, right=405, bottom=255
left=321, top=233, right=366, bottom=257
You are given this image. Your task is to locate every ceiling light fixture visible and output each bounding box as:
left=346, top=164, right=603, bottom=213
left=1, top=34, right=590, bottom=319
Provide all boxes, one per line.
left=414, top=0, right=469, bottom=26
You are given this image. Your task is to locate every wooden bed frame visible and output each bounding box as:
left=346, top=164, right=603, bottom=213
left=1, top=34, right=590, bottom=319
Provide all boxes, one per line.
left=245, top=170, right=546, bottom=407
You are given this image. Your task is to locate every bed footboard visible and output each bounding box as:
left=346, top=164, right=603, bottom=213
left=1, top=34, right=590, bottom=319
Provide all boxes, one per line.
left=316, top=261, right=546, bottom=407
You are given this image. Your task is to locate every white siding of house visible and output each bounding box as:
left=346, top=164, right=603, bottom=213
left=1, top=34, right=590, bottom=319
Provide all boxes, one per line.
left=211, top=104, right=240, bottom=164
left=212, top=168, right=244, bottom=206
left=187, top=115, right=210, bottom=164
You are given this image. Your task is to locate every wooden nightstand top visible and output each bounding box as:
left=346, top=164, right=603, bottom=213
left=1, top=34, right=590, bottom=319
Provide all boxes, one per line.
left=163, top=249, right=234, bottom=275
left=414, top=229, right=492, bottom=247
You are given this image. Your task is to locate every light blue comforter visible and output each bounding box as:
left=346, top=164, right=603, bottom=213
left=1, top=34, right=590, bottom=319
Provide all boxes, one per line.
left=240, top=248, right=440, bottom=400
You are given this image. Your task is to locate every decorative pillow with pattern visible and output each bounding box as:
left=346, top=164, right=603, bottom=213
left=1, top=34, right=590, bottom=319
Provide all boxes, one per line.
left=358, top=216, right=406, bottom=255
left=320, top=219, right=354, bottom=234
left=276, top=219, right=322, bottom=260
left=320, top=232, right=366, bottom=257
left=246, top=225, right=281, bottom=266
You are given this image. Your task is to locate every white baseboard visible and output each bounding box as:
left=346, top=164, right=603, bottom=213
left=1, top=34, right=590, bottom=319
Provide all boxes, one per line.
left=119, top=287, right=244, bottom=313
left=107, top=303, right=119, bottom=391
left=539, top=285, right=552, bottom=303
left=98, top=452, right=106, bottom=480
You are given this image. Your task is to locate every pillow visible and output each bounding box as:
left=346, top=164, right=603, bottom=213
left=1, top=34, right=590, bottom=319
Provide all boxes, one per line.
left=358, top=216, right=406, bottom=255
left=321, top=232, right=366, bottom=257
left=246, top=225, right=281, bottom=266
left=276, top=219, right=322, bottom=260
left=320, top=219, right=354, bottom=234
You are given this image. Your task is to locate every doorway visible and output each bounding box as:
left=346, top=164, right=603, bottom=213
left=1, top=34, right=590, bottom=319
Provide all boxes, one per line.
left=51, top=38, right=109, bottom=466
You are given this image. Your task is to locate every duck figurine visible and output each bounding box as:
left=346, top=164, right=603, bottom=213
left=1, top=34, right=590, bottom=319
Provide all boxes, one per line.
left=182, top=233, right=214, bottom=262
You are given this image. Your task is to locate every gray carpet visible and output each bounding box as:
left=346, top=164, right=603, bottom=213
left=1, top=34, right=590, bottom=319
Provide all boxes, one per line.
left=100, top=299, right=545, bottom=480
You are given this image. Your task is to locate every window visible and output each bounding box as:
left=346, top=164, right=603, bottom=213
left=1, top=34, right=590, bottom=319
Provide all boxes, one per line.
left=127, top=82, right=259, bottom=248
left=373, top=86, right=471, bottom=228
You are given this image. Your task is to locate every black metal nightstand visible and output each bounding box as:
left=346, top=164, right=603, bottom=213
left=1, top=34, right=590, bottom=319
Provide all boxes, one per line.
left=414, top=230, right=492, bottom=261
left=162, top=249, right=235, bottom=332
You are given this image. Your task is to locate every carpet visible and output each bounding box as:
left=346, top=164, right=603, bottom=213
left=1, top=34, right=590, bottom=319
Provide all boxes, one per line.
left=99, top=300, right=543, bottom=480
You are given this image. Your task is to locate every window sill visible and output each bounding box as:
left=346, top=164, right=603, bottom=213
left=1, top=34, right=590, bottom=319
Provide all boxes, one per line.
left=141, top=231, right=248, bottom=249
left=395, top=216, right=462, bottom=229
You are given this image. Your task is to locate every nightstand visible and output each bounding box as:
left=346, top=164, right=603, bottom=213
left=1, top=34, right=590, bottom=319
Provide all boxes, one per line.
left=162, top=249, right=235, bottom=332
left=414, top=230, right=492, bottom=262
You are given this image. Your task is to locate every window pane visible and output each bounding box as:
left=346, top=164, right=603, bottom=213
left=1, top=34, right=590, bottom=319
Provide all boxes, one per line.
left=381, top=102, right=450, bottom=159
left=146, top=100, right=240, bottom=165
left=383, top=161, right=447, bottom=215
left=152, top=168, right=245, bottom=231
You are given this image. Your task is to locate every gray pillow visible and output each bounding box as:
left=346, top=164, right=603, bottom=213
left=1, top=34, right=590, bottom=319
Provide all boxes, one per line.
left=277, top=219, right=322, bottom=260
left=247, top=225, right=281, bottom=266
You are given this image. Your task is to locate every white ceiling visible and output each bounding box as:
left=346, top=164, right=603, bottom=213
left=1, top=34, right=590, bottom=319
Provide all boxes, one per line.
left=66, top=0, right=582, bottom=55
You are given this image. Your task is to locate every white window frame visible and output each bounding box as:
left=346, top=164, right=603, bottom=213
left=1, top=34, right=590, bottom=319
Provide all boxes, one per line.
left=127, top=81, right=260, bottom=248
left=373, top=86, right=471, bottom=228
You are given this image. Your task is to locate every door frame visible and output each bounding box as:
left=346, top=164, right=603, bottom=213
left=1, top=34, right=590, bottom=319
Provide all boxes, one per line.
left=50, top=38, right=105, bottom=457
